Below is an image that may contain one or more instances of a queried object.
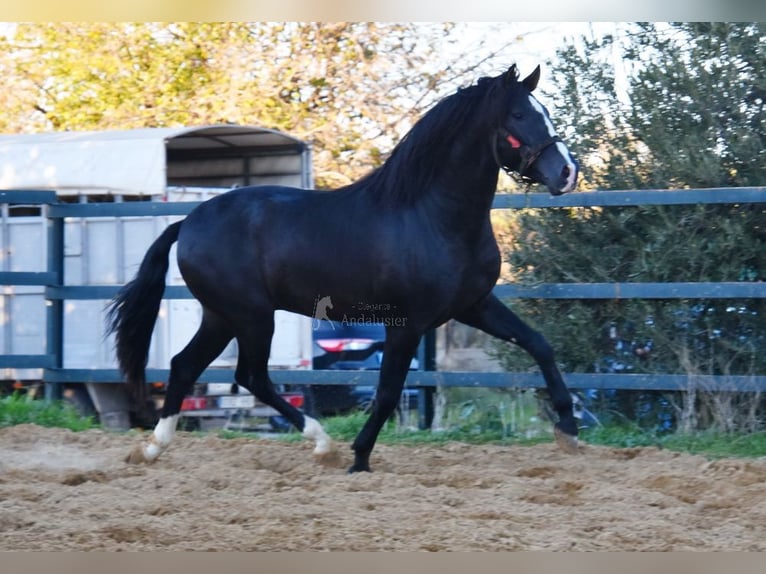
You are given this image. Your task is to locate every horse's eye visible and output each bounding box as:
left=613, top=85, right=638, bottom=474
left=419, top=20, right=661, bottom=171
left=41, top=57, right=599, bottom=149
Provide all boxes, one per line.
left=512, top=113, right=524, bottom=120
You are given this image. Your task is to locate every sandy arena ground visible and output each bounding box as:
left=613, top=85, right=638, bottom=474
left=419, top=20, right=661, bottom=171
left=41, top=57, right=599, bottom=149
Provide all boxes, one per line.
left=1, top=424, right=765, bottom=551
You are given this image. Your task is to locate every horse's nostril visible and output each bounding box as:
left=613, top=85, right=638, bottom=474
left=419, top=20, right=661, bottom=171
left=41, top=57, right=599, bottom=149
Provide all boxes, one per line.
left=560, top=163, right=577, bottom=193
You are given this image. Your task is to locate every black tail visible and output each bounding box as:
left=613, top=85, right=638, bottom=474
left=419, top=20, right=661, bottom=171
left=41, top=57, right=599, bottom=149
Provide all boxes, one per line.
left=106, top=221, right=183, bottom=409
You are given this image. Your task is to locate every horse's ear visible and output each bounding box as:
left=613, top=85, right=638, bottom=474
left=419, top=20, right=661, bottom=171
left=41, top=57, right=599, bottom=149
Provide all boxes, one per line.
left=502, top=64, right=519, bottom=87
left=522, top=65, right=541, bottom=92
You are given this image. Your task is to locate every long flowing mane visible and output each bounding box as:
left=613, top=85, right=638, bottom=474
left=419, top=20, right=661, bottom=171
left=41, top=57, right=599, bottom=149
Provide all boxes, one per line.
left=343, top=67, right=519, bottom=205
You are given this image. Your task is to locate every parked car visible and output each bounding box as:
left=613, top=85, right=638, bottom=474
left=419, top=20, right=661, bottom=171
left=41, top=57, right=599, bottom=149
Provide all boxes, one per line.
left=301, top=320, right=420, bottom=418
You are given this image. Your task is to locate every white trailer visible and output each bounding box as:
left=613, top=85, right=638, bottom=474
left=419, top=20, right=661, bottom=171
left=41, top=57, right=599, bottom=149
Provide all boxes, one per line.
left=0, top=125, right=314, bottom=428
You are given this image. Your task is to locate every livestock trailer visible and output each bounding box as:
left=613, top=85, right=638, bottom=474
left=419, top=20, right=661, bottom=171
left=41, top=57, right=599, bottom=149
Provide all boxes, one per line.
left=0, top=125, right=315, bottom=428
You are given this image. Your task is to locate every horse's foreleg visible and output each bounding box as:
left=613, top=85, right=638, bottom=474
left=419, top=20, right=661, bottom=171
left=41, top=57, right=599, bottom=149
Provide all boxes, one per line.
left=301, top=415, right=335, bottom=458
left=125, top=415, right=180, bottom=464
left=456, top=294, right=579, bottom=453
left=126, top=311, right=232, bottom=464
left=350, top=329, right=421, bottom=473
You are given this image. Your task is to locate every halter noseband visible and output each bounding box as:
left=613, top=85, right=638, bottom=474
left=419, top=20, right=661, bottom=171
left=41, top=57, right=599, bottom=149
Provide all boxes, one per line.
left=494, top=128, right=562, bottom=186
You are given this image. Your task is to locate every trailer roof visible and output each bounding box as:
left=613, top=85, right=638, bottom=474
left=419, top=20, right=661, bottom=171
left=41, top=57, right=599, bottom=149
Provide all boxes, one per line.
left=0, top=125, right=308, bottom=196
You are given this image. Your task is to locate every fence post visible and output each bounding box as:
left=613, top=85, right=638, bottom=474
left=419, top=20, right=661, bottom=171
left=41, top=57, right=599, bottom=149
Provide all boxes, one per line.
left=416, top=329, right=436, bottom=429
left=44, top=204, right=64, bottom=402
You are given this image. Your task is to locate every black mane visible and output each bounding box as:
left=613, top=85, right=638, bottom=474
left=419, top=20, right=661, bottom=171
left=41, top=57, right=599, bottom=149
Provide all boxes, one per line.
left=344, top=67, right=520, bottom=205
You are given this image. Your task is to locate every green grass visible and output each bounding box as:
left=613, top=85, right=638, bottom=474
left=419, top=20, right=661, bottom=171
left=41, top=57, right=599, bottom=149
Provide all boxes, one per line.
left=576, top=424, right=766, bottom=458
left=319, top=411, right=552, bottom=446
left=254, top=412, right=766, bottom=460
left=0, top=392, right=97, bottom=431
left=4, top=391, right=766, bottom=460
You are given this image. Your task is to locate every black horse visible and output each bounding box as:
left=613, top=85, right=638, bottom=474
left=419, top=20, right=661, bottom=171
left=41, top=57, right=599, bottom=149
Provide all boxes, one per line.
left=108, top=64, right=579, bottom=472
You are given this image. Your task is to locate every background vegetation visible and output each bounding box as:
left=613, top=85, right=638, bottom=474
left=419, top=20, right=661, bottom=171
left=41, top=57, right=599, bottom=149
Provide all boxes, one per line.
left=492, top=23, right=766, bottom=433
left=0, top=393, right=96, bottom=431
left=0, top=22, right=516, bottom=189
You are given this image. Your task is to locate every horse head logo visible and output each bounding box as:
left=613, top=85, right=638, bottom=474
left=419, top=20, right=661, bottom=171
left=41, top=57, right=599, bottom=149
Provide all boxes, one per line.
left=312, top=295, right=335, bottom=330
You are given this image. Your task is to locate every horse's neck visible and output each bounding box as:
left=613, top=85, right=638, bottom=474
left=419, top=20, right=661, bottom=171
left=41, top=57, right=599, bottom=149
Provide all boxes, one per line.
left=425, top=150, right=500, bottom=224
left=364, top=125, right=500, bottom=231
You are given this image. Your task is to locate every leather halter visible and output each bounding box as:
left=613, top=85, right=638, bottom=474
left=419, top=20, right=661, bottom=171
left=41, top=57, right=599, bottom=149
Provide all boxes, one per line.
left=493, top=128, right=563, bottom=185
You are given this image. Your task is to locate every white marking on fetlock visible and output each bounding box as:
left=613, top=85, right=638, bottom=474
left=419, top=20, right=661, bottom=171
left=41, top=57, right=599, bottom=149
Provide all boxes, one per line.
left=142, top=415, right=179, bottom=462
left=302, top=416, right=334, bottom=455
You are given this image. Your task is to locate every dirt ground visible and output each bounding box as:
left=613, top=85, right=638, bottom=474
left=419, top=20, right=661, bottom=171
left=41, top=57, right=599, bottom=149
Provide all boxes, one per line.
left=1, top=424, right=766, bottom=551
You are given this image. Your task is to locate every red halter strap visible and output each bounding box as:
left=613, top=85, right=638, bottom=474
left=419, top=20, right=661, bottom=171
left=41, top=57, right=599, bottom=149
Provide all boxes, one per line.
left=506, top=133, right=522, bottom=149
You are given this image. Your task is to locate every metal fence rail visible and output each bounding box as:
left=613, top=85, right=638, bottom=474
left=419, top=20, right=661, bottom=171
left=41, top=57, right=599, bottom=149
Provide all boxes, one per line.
left=0, top=187, right=765, bottom=395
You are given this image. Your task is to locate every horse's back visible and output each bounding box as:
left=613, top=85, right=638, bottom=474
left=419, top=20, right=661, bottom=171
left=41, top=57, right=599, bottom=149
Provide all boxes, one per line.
left=180, top=185, right=315, bottom=235
left=174, top=186, right=302, bottom=300
left=175, top=185, right=358, bottom=314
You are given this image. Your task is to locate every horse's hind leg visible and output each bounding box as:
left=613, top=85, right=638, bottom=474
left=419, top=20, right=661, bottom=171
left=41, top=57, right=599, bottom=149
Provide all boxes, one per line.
left=235, top=314, right=336, bottom=462
left=126, top=309, right=233, bottom=464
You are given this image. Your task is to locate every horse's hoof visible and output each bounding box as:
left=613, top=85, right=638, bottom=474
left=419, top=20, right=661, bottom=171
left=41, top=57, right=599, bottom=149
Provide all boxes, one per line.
left=124, top=445, right=149, bottom=465
left=347, top=457, right=372, bottom=473
left=554, top=426, right=580, bottom=454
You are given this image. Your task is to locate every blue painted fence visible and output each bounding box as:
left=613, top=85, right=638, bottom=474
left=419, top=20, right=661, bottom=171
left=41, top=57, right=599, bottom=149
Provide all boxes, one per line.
left=1, top=186, right=765, bottom=396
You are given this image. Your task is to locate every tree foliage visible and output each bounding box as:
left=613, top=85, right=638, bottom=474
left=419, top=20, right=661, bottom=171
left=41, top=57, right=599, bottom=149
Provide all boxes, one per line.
left=495, top=23, right=766, bottom=431
left=0, top=22, right=499, bottom=189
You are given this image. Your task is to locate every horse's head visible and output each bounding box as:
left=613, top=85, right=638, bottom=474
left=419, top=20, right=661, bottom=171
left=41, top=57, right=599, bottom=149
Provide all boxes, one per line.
left=493, top=65, right=578, bottom=195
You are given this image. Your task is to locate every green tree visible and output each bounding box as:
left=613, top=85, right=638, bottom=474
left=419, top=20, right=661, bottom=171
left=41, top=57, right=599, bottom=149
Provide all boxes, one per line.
left=494, top=23, right=766, bottom=432
left=0, top=22, right=510, bottom=189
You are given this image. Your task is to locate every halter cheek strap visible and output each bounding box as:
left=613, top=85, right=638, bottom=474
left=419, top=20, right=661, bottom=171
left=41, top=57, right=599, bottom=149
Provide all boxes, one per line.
left=519, top=134, right=562, bottom=175
left=495, top=128, right=562, bottom=182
